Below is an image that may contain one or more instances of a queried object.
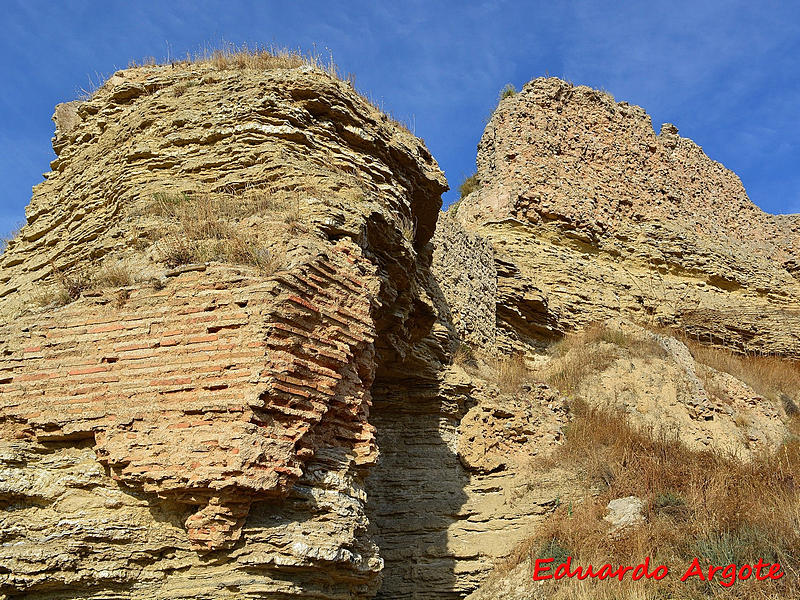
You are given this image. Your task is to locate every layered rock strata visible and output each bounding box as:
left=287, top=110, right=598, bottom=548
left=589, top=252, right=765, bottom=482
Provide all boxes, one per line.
left=2, top=65, right=798, bottom=600
left=456, top=77, right=800, bottom=357
left=0, top=60, right=446, bottom=599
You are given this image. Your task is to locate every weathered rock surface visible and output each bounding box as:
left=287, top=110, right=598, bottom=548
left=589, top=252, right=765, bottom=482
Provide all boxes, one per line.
left=456, top=77, right=800, bottom=357
left=455, top=78, right=800, bottom=599
left=604, top=496, right=645, bottom=532
left=537, top=321, right=789, bottom=458
left=2, top=64, right=798, bottom=600
left=1, top=255, right=378, bottom=554
left=0, top=62, right=443, bottom=319
left=430, top=213, right=497, bottom=352
left=0, top=59, right=446, bottom=599
left=366, top=360, right=574, bottom=599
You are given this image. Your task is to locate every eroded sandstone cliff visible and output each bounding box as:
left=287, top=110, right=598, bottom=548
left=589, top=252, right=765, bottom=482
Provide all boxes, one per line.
left=0, top=57, right=447, bottom=599
left=450, top=78, right=800, bottom=599
left=456, top=78, right=800, bottom=357
left=1, top=64, right=798, bottom=600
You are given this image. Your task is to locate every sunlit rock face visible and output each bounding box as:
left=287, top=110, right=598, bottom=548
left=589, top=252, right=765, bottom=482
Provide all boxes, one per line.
left=457, top=77, right=800, bottom=357
left=0, top=59, right=446, bottom=599
left=2, top=62, right=798, bottom=600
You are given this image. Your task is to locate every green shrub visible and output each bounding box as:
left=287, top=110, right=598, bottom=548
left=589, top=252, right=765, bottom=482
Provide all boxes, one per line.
left=654, top=490, right=686, bottom=509
left=694, top=527, right=782, bottom=566
left=536, top=538, right=571, bottom=564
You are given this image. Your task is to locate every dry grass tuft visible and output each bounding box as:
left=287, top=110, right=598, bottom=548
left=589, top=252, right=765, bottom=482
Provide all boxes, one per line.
left=539, top=323, right=666, bottom=397
left=205, top=43, right=308, bottom=72
left=481, top=353, right=529, bottom=394
left=171, top=79, right=199, bottom=97
left=144, top=190, right=294, bottom=273
left=499, top=83, right=517, bottom=101
left=452, top=342, right=478, bottom=370
left=459, top=173, right=480, bottom=199
left=550, top=323, right=665, bottom=358
left=49, top=267, right=92, bottom=307
left=682, top=337, right=800, bottom=403
left=35, top=260, right=135, bottom=308
left=503, top=401, right=800, bottom=598
left=92, top=264, right=134, bottom=288
left=126, top=41, right=339, bottom=78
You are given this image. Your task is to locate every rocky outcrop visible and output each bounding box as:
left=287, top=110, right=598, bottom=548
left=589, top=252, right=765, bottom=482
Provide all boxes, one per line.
left=537, top=320, right=789, bottom=457
left=365, top=359, right=574, bottom=599
left=456, top=77, right=800, bottom=357
left=2, top=63, right=798, bottom=600
left=0, top=62, right=443, bottom=318
left=0, top=59, right=446, bottom=599
left=1, top=255, right=378, bottom=554
left=431, top=213, right=497, bottom=351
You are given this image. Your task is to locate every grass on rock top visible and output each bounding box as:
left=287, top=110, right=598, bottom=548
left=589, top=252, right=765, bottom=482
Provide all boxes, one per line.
left=107, top=42, right=416, bottom=134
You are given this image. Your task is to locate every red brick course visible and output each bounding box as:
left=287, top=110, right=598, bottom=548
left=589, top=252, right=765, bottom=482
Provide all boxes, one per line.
left=0, top=241, right=379, bottom=551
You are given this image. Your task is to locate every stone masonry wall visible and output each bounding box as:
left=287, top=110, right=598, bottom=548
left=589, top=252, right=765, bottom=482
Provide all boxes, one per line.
left=0, top=58, right=447, bottom=599
left=431, top=212, right=497, bottom=351
left=0, top=241, right=388, bottom=596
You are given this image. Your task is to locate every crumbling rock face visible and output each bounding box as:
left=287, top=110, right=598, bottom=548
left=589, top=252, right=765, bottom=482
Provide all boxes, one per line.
left=362, top=222, right=578, bottom=597
left=0, top=246, right=386, bottom=597
left=3, top=64, right=798, bottom=600
left=456, top=77, right=800, bottom=357
left=431, top=213, right=497, bottom=352
left=0, top=61, right=446, bottom=599
left=0, top=62, right=444, bottom=318
left=2, top=250, right=377, bottom=552
left=364, top=361, right=574, bottom=599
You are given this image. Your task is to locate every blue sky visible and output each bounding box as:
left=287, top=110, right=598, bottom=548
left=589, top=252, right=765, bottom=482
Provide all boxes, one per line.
left=2, top=0, right=799, bottom=235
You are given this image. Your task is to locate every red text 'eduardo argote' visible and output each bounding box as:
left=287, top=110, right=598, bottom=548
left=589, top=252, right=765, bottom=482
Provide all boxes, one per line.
left=532, top=556, right=785, bottom=587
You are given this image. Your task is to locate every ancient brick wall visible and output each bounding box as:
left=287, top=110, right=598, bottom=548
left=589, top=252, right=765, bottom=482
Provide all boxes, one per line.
left=1, top=241, right=378, bottom=555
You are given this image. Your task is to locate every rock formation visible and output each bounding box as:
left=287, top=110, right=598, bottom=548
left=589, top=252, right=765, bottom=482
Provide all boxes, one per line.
left=0, top=58, right=447, bottom=599
left=1, top=63, right=798, bottom=600
left=456, top=78, right=800, bottom=357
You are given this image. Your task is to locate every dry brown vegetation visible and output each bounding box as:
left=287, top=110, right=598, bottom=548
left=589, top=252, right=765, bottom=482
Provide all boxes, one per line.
left=452, top=342, right=478, bottom=370
left=487, top=353, right=530, bottom=394
left=654, top=326, right=800, bottom=427
left=457, top=323, right=669, bottom=398
left=93, top=264, right=134, bottom=288
left=539, top=323, right=666, bottom=396
left=459, top=173, right=480, bottom=199
left=121, top=43, right=415, bottom=134
left=503, top=401, right=800, bottom=599
left=488, top=324, right=800, bottom=598
left=144, top=189, right=301, bottom=272
left=456, top=349, right=531, bottom=395
left=35, top=261, right=135, bottom=308
left=127, top=42, right=338, bottom=78
left=683, top=337, right=800, bottom=403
